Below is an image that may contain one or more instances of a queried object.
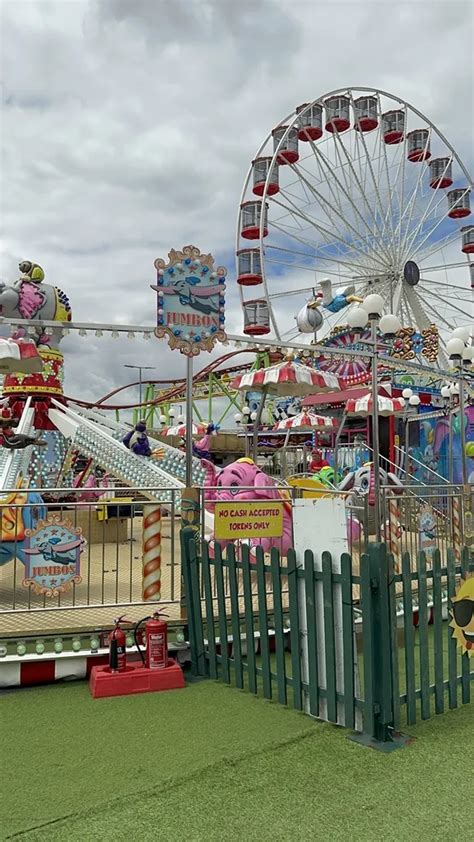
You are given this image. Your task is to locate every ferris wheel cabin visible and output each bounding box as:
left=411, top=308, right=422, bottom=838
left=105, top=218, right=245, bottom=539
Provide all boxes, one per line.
left=243, top=299, right=271, bottom=336
left=252, top=157, right=279, bottom=196
left=461, top=225, right=474, bottom=254
left=429, top=157, right=453, bottom=189
left=272, top=126, right=299, bottom=164
left=296, top=103, right=323, bottom=141
left=447, top=189, right=471, bottom=219
left=240, top=201, right=268, bottom=240
left=407, top=129, right=431, bottom=161
left=324, top=95, right=350, bottom=132
left=353, top=96, right=378, bottom=132
left=237, top=249, right=262, bottom=286
left=381, top=110, right=405, bottom=144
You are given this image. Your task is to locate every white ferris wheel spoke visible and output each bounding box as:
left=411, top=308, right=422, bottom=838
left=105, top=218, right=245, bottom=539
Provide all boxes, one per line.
left=419, top=277, right=472, bottom=294
left=399, top=179, right=465, bottom=264
left=304, top=136, right=395, bottom=266
left=270, top=193, right=386, bottom=272
left=347, top=90, right=397, bottom=264
left=391, top=128, right=433, bottom=251
left=267, top=219, right=375, bottom=278
left=413, top=227, right=466, bottom=265
left=414, top=289, right=459, bottom=330
left=328, top=128, right=395, bottom=265
left=285, top=162, right=388, bottom=265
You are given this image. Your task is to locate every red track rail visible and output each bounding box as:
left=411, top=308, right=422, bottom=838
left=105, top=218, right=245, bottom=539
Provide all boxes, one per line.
left=64, top=350, right=260, bottom=411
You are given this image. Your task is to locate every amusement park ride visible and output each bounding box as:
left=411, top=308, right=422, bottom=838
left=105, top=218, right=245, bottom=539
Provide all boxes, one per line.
left=0, top=87, right=472, bottom=688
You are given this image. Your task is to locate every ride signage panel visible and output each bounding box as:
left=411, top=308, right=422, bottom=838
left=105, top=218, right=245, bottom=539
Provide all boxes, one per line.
left=151, top=244, right=227, bottom=356
left=22, top=515, right=85, bottom=597
left=214, top=501, right=284, bottom=540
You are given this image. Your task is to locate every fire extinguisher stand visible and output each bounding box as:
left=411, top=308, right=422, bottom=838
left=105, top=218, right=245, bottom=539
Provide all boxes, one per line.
left=89, top=611, right=185, bottom=700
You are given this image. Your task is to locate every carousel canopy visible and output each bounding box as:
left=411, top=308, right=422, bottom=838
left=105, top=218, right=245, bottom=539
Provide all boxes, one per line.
left=345, top=392, right=405, bottom=417
left=273, top=410, right=338, bottom=431
left=231, top=359, right=342, bottom=397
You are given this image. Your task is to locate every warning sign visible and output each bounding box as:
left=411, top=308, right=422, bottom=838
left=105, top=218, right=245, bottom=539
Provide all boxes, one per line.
left=214, top=501, right=284, bottom=540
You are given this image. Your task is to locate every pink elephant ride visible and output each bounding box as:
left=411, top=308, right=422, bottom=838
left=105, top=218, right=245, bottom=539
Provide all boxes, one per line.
left=201, top=457, right=293, bottom=559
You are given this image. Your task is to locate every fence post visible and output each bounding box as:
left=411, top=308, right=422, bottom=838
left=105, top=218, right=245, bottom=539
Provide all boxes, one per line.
left=353, top=543, right=410, bottom=751
left=180, top=526, right=199, bottom=675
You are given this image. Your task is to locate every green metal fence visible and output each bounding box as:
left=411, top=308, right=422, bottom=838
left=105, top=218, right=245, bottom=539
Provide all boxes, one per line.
left=181, top=527, right=473, bottom=746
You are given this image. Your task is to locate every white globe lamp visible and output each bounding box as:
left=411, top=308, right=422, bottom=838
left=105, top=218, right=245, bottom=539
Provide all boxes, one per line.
left=347, top=307, right=369, bottom=330
left=409, top=394, right=421, bottom=406
left=362, top=293, right=384, bottom=319
left=446, top=337, right=465, bottom=360
left=379, top=313, right=401, bottom=337
left=440, top=385, right=451, bottom=399
left=451, top=326, right=471, bottom=342
left=402, top=388, right=413, bottom=400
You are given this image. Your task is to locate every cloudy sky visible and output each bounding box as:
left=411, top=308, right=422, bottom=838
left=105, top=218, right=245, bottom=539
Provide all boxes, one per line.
left=1, top=0, right=472, bottom=414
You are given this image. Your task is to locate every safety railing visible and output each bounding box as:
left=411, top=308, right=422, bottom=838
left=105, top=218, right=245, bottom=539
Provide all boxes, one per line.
left=0, top=487, right=182, bottom=629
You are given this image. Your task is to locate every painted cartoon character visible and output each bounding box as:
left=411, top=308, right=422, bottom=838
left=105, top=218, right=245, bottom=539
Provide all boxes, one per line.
left=123, top=421, right=151, bottom=457
left=24, top=536, right=83, bottom=565
left=0, top=491, right=47, bottom=566
left=73, top=471, right=110, bottom=502
left=193, top=423, right=218, bottom=461
left=201, top=456, right=293, bottom=556
left=0, top=261, right=72, bottom=350
left=318, top=279, right=362, bottom=314
left=338, top=462, right=403, bottom=533
left=450, top=576, right=474, bottom=655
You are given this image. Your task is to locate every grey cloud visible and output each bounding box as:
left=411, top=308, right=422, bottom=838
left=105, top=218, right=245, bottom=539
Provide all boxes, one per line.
left=1, top=0, right=472, bottom=410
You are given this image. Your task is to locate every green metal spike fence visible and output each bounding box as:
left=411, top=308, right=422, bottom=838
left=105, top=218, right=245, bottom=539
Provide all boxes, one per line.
left=181, top=527, right=473, bottom=745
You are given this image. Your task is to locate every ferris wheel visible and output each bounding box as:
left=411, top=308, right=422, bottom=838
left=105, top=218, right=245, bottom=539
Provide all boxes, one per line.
left=236, top=87, right=473, bottom=349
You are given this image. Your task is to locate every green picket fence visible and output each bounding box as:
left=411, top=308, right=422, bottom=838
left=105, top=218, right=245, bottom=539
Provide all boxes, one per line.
left=181, top=527, right=474, bottom=744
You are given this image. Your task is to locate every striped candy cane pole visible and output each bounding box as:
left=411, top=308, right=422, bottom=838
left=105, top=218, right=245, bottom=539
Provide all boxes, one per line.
left=388, top=497, right=401, bottom=572
left=452, top=496, right=462, bottom=562
left=142, top=505, right=161, bottom=601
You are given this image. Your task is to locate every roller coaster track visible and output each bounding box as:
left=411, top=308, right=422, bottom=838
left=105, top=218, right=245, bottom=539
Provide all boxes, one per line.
left=62, top=349, right=261, bottom=412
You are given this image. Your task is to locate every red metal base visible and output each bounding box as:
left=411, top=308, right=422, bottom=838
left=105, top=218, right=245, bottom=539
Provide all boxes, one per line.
left=243, top=325, right=270, bottom=336
left=325, top=119, right=350, bottom=133
left=448, top=208, right=471, bottom=219
left=354, top=118, right=378, bottom=132
left=461, top=243, right=474, bottom=254
left=298, top=127, right=323, bottom=142
left=253, top=181, right=279, bottom=196
left=384, top=131, right=404, bottom=144
left=430, top=177, right=453, bottom=189
left=276, top=150, right=299, bottom=165
left=237, top=274, right=263, bottom=286
left=89, top=659, right=185, bottom=699
left=241, top=226, right=269, bottom=240
left=408, top=149, right=431, bottom=162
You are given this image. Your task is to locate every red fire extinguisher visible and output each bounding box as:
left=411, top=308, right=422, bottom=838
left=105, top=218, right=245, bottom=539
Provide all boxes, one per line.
left=134, top=611, right=169, bottom=670
left=109, top=615, right=128, bottom=672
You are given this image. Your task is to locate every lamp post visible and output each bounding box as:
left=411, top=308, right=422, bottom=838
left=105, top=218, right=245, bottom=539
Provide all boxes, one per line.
left=123, top=364, right=155, bottom=409
left=446, top=331, right=473, bottom=487
left=347, top=297, right=401, bottom=542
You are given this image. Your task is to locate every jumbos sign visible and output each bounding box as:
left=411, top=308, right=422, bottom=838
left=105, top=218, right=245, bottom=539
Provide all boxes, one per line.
left=22, top=515, right=85, bottom=597
left=152, top=244, right=226, bottom=355
left=214, top=501, right=284, bottom=540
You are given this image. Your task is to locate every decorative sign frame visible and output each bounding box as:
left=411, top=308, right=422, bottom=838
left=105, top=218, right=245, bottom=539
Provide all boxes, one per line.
left=22, top=514, right=84, bottom=597
left=151, top=244, right=226, bottom=355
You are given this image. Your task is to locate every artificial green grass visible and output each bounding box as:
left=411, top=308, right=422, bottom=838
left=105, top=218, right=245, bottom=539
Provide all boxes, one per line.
left=1, top=677, right=472, bottom=840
